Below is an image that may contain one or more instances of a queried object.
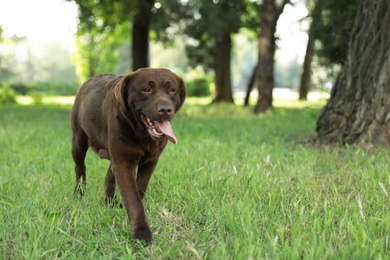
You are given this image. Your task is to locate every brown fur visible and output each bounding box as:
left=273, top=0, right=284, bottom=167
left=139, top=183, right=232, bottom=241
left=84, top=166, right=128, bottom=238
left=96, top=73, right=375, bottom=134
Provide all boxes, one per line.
left=71, top=68, right=186, bottom=243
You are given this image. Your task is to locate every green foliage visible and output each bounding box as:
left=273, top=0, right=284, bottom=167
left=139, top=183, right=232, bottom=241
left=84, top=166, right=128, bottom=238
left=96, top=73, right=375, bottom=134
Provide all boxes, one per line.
left=184, top=70, right=213, bottom=97
left=0, top=85, right=17, bottom=104
left=29, top=91, right=45, bottom=104
left=0, top=65, right=14, bottom=84
left=0, top=100, right=389, bottom=258
left=314, top=0, right=360, bottom=65
left=0, top=32, right=15, bottom=82
left=185, top=78, right=211, bottom=97
left=5, top=81, right=78, bottom=97
left=72, top=22, right=130, bottom=81
left=68, top=0, right=134, bottom=80
left=157, top=0, right=251, bottom=70
left=9, top=83, right=30, bottom=95
left=28, top=81, right=79, bottom=96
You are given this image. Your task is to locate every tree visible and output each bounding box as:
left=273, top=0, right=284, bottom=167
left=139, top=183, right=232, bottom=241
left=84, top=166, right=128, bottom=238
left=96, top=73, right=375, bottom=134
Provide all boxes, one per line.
left=69, top=0, right=154, bottom=72
left=185, top=0, right=247, bottom=103
left=298, top=0, right=323, bottom=100
left=245, top=0, right=290, bottom=113
left=316, top=0, right=390, bottom=146
left=159, top=0, right=248, bottom=103
left=132, top=0, right=154, bottom=69
left=314, top=0, right=360, bottom=67
left=0, top=31, right=24, bottom=83
left=298, top=0, right=359, bottom=100
left=0, top=26, right=11, bottom=82
left=72, top=19, right=128, bottom=81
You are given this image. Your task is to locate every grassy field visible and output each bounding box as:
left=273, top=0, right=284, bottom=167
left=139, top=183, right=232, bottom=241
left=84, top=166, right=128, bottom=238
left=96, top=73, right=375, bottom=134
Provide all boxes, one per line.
left=0, top=98, right=389, bottom=259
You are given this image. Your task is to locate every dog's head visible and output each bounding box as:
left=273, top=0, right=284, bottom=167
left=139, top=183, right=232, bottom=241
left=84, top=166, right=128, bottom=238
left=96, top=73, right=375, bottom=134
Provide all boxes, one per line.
left=114, top=68, right=186, bottom=144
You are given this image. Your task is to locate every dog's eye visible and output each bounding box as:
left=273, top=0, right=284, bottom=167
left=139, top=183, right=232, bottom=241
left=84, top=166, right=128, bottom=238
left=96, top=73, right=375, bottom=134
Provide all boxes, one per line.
left=142, top=87, right=152, bottom=94
left=169, top=88, right=176, bottom=94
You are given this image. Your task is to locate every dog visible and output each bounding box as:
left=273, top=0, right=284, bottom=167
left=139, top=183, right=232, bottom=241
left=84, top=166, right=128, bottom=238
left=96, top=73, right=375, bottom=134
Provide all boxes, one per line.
left=71, top=68, right=186, bottom=243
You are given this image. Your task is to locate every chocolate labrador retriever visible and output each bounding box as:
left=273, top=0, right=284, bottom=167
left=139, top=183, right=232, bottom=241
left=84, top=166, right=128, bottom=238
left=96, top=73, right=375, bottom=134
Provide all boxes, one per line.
left=71, top=68, right=186, bottom=243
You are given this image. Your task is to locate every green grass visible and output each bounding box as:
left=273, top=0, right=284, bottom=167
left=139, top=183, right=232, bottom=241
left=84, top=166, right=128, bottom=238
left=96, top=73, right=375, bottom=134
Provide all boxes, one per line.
left=0, top=99, right=389, bottom=259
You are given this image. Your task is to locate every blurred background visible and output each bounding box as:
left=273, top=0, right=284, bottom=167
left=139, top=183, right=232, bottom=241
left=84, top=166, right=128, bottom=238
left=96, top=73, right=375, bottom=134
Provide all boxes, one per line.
left=0, top=0, right=358, bottom=105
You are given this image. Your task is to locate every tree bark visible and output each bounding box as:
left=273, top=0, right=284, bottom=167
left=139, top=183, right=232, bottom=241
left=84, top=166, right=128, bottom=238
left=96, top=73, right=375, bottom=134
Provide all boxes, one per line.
left=254, top=0, right=289, bottom=113
left=299, top=0, right=323, bottom=100
left=213, top=33, right=234, bottom=103
left=132, top=0, right=154, bottom=71
left=316, top=0, right=390, bottom=146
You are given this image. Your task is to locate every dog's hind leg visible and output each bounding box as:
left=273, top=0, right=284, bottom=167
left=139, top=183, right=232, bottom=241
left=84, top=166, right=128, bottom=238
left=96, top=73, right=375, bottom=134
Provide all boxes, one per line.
left=104, top=164, right=121, bottom=206
left=72, top=129, right=88, bottom=196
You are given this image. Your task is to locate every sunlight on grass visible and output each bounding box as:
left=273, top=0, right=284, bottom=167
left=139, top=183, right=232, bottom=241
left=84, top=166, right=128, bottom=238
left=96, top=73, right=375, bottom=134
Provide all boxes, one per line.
left=15, top=94, right=328, bottom=124
left=184, top=96, right=213, bottom=105
left=274, top=99, right=327, bottom=109
left=180, top=96, right=327, bottom=120
left=15, top=91, right=328, bottom=110
left=17, top=96, right=75, bottom=105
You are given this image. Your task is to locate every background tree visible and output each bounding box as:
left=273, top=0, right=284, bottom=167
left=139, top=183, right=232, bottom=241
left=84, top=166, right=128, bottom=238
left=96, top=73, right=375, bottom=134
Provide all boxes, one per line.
left=132, top=0, right=154, bottom=69
left=0, top=25, right=11, bottom=83
left=72, top=15, right=128, bottom=81
left=0, top=30, right=24, bottom=84
left=245, top=0, right=290, bottom=113
left=316, top=0, right=390, bottom=145
left=158, top=0, right=249, bottom=103
left=298, top=0, right=359, bottom=100
left=69, top=0, right=154, bottom=72
left=298, top=0, right=322, bottom=100
left=314, top=0, right=359, bottom=67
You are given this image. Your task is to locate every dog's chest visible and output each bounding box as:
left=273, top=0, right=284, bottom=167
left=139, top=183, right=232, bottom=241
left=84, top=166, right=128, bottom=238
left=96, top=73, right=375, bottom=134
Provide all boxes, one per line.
left=139, top=140, right=166, bottom=162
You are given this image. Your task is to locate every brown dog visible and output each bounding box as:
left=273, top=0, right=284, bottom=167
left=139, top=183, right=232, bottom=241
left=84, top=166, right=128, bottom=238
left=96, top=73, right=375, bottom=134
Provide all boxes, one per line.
left=71, top=68, right=186, bottom=243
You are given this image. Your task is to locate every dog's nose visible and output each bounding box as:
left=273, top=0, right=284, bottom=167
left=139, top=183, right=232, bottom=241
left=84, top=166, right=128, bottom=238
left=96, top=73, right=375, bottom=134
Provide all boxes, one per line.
left=158, top=104, right=173, bottom=117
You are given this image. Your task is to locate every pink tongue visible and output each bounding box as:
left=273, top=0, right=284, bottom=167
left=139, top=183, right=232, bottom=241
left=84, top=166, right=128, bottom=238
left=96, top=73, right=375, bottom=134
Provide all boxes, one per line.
left=156, top=121, right=178, bottom=144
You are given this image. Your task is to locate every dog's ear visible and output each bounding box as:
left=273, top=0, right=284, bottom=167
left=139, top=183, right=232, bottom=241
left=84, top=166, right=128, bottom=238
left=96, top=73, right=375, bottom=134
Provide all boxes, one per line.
left=114, top=74, right=133, bottom=112
left=175, top=76, right=186, bottom=112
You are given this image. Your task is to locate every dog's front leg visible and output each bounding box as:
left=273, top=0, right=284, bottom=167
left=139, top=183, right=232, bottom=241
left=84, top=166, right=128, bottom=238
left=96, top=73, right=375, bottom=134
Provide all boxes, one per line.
left=136, top=159, right=159, bottom=199
left=112, top=162, right=152, bottom=243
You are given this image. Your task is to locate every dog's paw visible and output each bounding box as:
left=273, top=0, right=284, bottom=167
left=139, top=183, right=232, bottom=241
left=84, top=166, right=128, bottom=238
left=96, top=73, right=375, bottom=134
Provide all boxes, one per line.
left=132, top=225, right=152, bottom=244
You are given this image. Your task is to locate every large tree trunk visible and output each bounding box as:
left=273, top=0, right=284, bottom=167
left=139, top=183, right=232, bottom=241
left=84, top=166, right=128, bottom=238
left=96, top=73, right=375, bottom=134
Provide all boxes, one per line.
left=213, top=33, right=234, bottom=103
left=316, top=0, right=390, bottom=145
left=299, top=0, right=323, bottom=100
left=254, top=0, right=289, bottom=113
left=132, top=0, right=154, bottom=71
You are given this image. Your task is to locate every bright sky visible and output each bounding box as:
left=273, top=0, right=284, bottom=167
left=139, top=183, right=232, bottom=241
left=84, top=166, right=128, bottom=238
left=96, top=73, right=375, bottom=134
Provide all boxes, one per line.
left=276, top=2, right=308, bottom=64
left=0, top=0, right=78, bottom=42
left=0, top=0, right=307, bottom=64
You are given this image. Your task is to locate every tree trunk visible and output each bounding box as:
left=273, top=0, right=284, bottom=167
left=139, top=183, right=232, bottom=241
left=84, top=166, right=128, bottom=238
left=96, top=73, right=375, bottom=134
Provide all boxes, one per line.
left=298, top=34, right=314, bottom=100
left=299, top=0, right=323, bottom=100
left=254, top=0, right=289, bottom=113
left=254, top=0, right=276, bottom=113
left=244, top=65, right=257, bottom=106
left=132, top=0, right=154, bottom=71
left=213, top=33, right=234, bottom=103
left=316, top=0, right=390, bottom=146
